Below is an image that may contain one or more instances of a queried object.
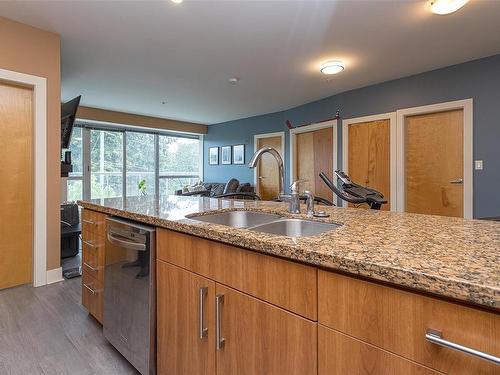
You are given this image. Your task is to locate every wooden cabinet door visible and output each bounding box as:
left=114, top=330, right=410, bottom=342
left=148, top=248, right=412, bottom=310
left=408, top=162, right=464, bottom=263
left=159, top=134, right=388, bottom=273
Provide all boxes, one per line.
left=215, top=284, right=317, bottom=375
left=319, top=325, right=441, bottom=375
left=157, top=261, right=215, bottom=375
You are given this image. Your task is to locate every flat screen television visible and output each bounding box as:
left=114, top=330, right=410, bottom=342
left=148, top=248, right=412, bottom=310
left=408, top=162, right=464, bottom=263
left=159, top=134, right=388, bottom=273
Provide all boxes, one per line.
left=61, top=96, right=81, bottom=149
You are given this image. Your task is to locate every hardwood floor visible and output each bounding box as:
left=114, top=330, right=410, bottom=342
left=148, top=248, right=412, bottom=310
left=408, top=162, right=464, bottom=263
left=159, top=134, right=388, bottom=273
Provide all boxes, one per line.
left=0, top=278, right=137, bottom=375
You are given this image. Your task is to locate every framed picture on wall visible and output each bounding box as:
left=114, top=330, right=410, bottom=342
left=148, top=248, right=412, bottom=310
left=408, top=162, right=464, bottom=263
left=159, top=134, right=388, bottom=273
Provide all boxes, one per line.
left=221, top=146, right=232, bottom=165
left=209, top=147, right=219, bottom=165
left=233, top=144, right=245, bottom=165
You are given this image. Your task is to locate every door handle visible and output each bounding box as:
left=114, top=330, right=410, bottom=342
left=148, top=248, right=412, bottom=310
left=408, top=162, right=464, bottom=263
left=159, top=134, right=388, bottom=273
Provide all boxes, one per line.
left=426, top=329, right=500, bottom=365
left=216, top=294, right=225, bottom=350
left=258, top=176, right=265, bottom=179
left=199, top=287, right=208, bottom=339
left=449, top=178, right=464, bottom=184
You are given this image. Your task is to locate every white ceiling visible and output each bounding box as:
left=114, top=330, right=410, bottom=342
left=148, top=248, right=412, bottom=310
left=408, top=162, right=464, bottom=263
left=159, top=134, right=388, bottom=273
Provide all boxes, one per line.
left=1, top=1, right=500, bottom=125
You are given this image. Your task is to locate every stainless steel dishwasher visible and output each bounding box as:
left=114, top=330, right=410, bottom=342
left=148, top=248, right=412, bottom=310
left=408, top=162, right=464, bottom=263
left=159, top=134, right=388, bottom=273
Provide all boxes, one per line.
left=104, top=217, right=156, bottom=375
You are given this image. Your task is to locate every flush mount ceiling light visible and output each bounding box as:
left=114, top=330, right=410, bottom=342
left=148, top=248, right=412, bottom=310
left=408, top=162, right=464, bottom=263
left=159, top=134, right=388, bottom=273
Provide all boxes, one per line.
left=320, top=60, right=345, bottom=75
left=430, top=0, right=469, bottom=15
left=171, top=0, right=183, bottom=4
left=228, top=77, right=240, bottom=85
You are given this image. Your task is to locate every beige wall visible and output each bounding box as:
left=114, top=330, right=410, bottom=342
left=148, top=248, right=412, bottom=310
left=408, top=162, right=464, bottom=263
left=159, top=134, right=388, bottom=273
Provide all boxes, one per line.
left=0, top=17, right=61, bottom=271
left=77, top=106, right=208, bottom=134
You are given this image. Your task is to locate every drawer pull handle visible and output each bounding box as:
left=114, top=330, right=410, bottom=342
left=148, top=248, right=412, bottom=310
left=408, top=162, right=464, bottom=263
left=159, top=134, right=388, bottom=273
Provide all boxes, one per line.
left=82, top=219, right=95, bottom=225
left=199, top=287, right=208, bottom=339
left=83, top=262, right=98, bottom=272
left=82, top=240, right=97, bottom=249
left=216, top=294, right=225, bottom=350
left=83, top=283, right=96, bottom=295
left=426, top=329, right=500, bottom=365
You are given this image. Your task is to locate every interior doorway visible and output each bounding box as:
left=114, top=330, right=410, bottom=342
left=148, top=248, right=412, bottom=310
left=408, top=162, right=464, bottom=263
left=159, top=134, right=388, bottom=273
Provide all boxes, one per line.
left=290, top=120, right=338, bottom=202
left=396, top=99, right=473, bottom=218
left=0, top=82, right=33, bottom=289
left=254, top=132, right=285, bottom=200
left=342, top=113, right=396, bottom=211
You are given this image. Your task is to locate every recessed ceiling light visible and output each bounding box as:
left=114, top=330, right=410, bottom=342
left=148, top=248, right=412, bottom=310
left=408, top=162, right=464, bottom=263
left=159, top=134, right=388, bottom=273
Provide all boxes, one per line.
left=171, top=0, right=183, bottom=4
left=320, top=60, right=345, bottom=75
left=430, top=0, right=469, bottom=15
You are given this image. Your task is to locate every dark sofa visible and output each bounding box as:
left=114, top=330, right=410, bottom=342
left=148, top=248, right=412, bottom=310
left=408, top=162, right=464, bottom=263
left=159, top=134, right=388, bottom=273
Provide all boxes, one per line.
left=175, top=179, right=254, bottom=198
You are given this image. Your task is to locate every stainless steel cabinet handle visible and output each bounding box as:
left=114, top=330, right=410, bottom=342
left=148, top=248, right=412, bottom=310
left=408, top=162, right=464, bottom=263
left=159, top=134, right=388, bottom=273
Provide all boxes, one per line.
left=83, top=283, right=96, bottom=295
left=216, top=294, right=225, bottom=350
left=199, top=287, right=208, bottom=339
left=82, top=240, right=97, bottom=249
left=449, top=178, right=464, bottom=184
left=82, top=219, right=95, bottom=225
left=83, top=262, right=98, bottom=272
left=426, top=329, right=500, bottom=365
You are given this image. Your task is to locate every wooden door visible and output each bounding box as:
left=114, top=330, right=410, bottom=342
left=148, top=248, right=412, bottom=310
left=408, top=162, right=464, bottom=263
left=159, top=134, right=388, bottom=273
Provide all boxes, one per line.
left=405, top=110, right=463, bottom=217
left=0, top=82, right=33, bottom=289
left=347, top=119, right=390, bottom=210
left=295, top=127, right=334, bottom=201
left=157, top=261, right=216, bottom=375
left=216, top=284, right=317, bottom=375
left=256, top=135, right=283, bottom=200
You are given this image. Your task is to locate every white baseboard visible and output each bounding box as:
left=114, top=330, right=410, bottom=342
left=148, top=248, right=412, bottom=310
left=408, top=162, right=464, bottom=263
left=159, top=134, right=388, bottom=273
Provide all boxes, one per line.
left=46, top=267, right=64, bottom=285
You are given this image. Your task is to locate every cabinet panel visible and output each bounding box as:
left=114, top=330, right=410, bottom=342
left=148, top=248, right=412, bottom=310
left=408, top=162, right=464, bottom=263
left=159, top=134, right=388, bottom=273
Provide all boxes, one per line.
left=157, top=260, right=215, bottom=375
left=82, top=240, right=104, bottom=283
left=319, top=271, right=500, bottom=374
left=319, top=325, right=441, bottom=375
left=215, top=284, right=317, bottom=375
left=157, top=229, right=317, bottom=320
left=81, top=269, right=103, bottom=323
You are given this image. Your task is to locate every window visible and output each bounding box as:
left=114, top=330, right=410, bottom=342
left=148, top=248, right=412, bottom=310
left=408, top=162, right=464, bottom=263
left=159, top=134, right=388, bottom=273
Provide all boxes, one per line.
left=65, top=123, right=202, bottom=201
left=90, top=129, right=123, bottom=199
left=126, top=132, right=156, bottom=196
left=159, top=135, right=201, bottom=194
left=66, top=127, right=83, bottom=201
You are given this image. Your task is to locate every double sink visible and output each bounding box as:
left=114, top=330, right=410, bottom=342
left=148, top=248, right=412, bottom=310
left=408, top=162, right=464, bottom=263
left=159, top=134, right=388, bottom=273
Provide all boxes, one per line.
left=190, top=210, right=340, bottom=238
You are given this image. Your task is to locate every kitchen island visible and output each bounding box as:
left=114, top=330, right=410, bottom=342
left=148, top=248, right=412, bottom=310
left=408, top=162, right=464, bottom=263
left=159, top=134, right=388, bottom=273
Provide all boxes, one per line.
left=78, top=195, right=499, bottom=374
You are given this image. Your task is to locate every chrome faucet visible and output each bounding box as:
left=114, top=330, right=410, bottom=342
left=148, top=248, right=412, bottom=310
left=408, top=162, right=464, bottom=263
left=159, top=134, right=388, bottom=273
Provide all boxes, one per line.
left=303, top=190, right=315, bottom=217
left=248, top=147, right=285, bottom=199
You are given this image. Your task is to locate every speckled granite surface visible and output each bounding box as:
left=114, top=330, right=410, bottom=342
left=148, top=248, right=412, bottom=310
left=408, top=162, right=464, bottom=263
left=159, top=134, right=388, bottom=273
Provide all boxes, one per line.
left=78, top=195, right=500, bottom=309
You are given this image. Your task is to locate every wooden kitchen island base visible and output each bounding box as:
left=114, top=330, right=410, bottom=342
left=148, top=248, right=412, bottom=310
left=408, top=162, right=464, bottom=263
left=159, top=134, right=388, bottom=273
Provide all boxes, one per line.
left=156, top=229, right=500, bottom=375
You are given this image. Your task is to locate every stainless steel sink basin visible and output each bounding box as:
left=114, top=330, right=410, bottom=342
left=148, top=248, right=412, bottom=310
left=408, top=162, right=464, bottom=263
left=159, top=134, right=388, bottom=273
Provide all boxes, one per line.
left=190, top=210, right=281, bottom=228
left=249, top=219, right=340, bottom=237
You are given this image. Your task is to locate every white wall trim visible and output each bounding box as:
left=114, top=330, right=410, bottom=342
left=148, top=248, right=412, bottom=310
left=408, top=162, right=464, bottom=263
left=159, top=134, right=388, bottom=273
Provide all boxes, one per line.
left=341, top=112, right=397, bottom=210
left=253, top=131, right=285, bottom=195
left=396, top=99, right=473, bottom=219
left=0, top=68, right=48, bottom=287
left=289, top=120, right=338, bottom=187
left=46, top=267, right=64, bottom=285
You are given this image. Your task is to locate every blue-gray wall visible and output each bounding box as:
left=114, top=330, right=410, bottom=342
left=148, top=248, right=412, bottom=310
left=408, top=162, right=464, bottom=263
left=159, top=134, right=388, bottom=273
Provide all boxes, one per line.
left=204, top=54, right=500, bottom=218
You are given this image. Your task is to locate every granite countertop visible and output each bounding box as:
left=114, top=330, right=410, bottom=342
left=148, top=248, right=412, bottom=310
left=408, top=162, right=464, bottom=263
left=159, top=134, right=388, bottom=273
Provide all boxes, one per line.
left=78, top=195, right=500, bottom=310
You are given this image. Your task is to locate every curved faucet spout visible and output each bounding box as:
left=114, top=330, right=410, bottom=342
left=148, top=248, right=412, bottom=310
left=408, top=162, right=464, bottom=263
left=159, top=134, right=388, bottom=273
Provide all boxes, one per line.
left=248, top=147, right=285, bottom=198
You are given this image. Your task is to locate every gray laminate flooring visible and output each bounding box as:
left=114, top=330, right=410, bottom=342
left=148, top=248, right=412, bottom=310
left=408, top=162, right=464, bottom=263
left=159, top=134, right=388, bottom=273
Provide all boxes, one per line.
left=0, top=278, right=138, bottom=375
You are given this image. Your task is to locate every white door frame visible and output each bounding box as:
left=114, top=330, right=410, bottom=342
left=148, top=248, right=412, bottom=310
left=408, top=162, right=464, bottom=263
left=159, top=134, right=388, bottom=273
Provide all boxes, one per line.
left=0, top=68, right=48, bottom=287
left=342, top=112, right=397, bottom=210
left=253, top=131, right=285, bottom=196
left=396, top=99, right=473, bottom=219
left=289, top=119, right=338, bottom=187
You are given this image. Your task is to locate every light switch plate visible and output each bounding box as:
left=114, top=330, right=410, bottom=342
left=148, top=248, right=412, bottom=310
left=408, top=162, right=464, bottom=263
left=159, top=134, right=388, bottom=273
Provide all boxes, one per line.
left=475, top=160, right=483, bottom=170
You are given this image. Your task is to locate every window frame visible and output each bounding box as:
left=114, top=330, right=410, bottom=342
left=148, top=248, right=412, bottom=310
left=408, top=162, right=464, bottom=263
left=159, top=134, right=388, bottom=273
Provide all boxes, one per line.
left=64, top=121, right=203, bottom=202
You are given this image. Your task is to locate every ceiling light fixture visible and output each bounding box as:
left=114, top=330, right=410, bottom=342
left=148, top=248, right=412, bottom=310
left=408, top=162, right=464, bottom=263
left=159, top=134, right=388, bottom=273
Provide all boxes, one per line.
left=430, top=0, right=469, bottom=15
left=320, top=60, right=345, bottom=75
left=171, top=0, right=183, bottom=4
left=228, top=77, right=240, bottom=85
